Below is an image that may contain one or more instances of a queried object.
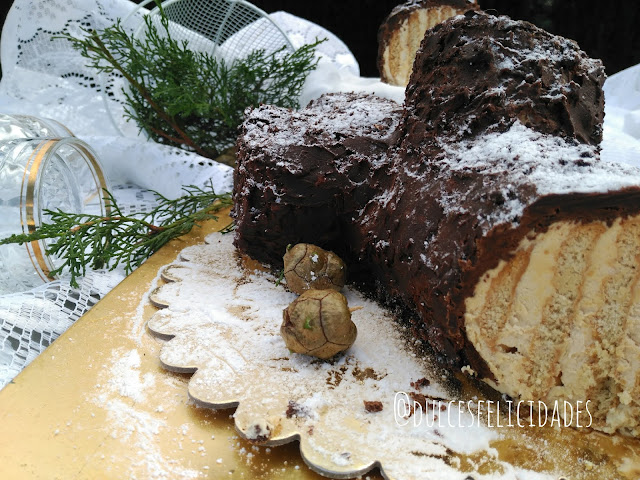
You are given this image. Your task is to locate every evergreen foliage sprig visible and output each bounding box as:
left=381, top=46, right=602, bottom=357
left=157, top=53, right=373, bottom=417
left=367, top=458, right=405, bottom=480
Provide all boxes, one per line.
left=0, top=184, right=232, bottom=287
left=60, top=2, right=323, bottom=159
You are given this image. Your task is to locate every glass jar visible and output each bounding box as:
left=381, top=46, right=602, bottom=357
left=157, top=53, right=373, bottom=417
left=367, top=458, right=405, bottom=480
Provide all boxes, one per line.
left=0, top=113, right=74, bottom=140
left=0, top=129, right=110, bottom=294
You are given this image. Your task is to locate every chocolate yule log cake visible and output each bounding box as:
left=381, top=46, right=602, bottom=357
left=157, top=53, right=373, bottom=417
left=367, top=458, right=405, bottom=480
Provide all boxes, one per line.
left=377, top=0, right=480, bottom=86
left=233, top=11, right=640, bottom=436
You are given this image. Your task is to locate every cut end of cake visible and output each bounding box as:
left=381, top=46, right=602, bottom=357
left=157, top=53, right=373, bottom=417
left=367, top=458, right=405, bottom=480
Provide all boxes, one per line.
left=377, top=0, right=479, bottom=86
left=465, top=213, right=640, bottom=435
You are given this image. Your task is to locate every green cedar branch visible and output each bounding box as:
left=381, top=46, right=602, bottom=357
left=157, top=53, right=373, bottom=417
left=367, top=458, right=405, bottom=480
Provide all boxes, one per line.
left=0, top=184, right=233, bottom=287
left=58, top=2, right=324, bottom=159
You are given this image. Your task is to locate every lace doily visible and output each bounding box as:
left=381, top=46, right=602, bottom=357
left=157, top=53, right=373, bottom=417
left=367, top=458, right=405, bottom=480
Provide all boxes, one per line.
left=0, top=268, right=126, bottom=386
left=146, top=233, right=509, bottom=479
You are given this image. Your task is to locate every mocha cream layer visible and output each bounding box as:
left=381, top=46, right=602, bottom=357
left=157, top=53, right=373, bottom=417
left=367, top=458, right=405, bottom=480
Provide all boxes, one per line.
left=380, top=6, right=464, bottom=86
left=465, top=214, right=640, bottom=436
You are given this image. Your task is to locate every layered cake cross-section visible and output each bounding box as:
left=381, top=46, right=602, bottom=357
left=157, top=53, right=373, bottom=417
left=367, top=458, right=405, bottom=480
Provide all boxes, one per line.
left=377, top=0, right=480, bottom=86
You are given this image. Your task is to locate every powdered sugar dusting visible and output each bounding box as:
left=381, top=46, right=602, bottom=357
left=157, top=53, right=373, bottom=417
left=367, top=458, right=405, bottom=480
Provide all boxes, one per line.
left=433, top=121, right=640, bottom=229
left=145, top=232, right=563, bottom=480
left=105, top=349, right=155, bottom=403
left=241, top=92, right=400, bottom=160
left=236, top=92, right=402, bottom=205
left=88, top=347, right=202, bottom=480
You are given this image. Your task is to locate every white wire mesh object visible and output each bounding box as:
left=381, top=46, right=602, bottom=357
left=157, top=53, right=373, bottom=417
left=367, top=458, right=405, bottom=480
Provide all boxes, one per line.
left=137, top=0, right=293, bottom=57
left=106, top=0, right=294, bottom=136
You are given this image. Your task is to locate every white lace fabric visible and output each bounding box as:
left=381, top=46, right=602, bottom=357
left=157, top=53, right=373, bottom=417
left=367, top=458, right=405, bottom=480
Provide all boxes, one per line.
left=0, top=0, right=362, bottom=388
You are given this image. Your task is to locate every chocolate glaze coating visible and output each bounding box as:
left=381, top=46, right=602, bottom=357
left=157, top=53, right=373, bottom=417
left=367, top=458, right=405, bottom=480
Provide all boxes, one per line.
left=233, top=92, right=402, bottom=270
left=362, top=11, right=617, bottom=372
left=233, top=12, right=640, bottom=377
left=404, top=10, right=605, bottom=145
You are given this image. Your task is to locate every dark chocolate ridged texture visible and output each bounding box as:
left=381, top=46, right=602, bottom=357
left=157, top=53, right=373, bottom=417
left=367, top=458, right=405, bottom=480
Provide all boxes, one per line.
left=233, top=92, right=402, bottom=270
left=233, top=12, right=640, bottom=375
left=403, top=10, right=605, bottom=145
